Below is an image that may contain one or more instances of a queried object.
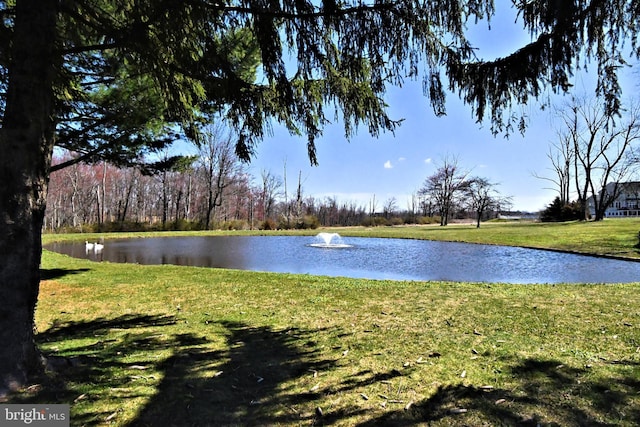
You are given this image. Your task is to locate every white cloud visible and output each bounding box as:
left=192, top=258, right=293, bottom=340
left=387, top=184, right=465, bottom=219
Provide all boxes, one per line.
left=398, top=157, right=406, bottom=162
left=424, top=158, right=433, bottom=165
left=384, top=160, right=393, bottom=169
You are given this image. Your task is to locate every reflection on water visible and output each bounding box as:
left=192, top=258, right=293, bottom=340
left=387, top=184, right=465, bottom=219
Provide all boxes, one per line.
left=45, top=236, right=640, bottom=284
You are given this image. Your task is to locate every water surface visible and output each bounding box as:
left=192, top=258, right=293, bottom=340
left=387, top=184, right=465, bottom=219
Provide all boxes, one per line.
left=45, top=235, right=640, bottom=284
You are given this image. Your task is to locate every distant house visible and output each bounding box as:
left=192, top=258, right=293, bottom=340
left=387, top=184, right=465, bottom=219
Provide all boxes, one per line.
left=588, top=182, right=640, bottom=218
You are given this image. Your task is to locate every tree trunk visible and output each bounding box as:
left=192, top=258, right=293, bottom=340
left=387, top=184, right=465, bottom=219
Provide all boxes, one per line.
left=161, top=171, right=169, bottom=229
left=0, top=0, right=57, bottom=394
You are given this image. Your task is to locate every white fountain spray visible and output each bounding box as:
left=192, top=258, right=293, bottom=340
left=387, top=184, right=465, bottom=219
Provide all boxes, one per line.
left=310, top=232, right=352, bottom=248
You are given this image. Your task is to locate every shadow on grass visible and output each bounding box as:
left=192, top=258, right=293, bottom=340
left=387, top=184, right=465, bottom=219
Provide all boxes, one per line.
left=18, top=314, right=368, bottom=425
left=10, top=314, right=184, bottom=424
left=128, top=320, right=347, bottom=426
left=126, top=320, right=411, bottom=425
left=11, top=314, right=640, bottom=426
left=40, top=268, right=91, bottom=280
left=359, top=358, right=640, bottom=426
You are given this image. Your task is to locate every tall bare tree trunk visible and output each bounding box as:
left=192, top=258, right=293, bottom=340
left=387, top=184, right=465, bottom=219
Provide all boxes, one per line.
left=0, top=0, right=57, bottom=394
left=100, top=161, right=107, bottom=224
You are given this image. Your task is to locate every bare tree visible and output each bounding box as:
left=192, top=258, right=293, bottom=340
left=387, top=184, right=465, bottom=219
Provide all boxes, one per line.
left=383, top=197, right=398, bottom=220
left=259, top=169, right=283, bottom=222
left=292, top=170, right=304, bottom=226
left=48, top=155, right=84, bottom=229
left=418, top=193, right=435, bottom=217
left=197, top=124, right=241, bottom=229
left=369, top=194, right=377, bottom=217
left=406, top=192, right=419, bottom=223
left=465, top=177, right=509, bottom=228
left=319, top=196, right=339, bottom=226
left=166, top=156, right=198, bottom=226
left=557, top=96, right=640, bottom=220
left=113, top=167, right=138, bottom=225
left=534, top=131, right=574, bottom=205
left=153, top=151, right=173, bottom=228
left=419, top=156, right=469, bottom=226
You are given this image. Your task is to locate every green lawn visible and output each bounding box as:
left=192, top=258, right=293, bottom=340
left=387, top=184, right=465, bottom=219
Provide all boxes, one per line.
left=10, top=219, right=640, bottom=425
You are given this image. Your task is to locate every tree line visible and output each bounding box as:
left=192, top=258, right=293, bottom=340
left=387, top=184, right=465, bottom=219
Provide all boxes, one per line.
left=46, top=139, right=510, bottom=231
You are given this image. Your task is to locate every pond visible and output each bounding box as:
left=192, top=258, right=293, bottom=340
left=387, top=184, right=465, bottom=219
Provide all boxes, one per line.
left=45, top=234, right=640, bottom=284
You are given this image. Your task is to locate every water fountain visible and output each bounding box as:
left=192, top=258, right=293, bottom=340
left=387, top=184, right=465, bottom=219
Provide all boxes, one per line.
left=309, top=232, right=352, bottom=248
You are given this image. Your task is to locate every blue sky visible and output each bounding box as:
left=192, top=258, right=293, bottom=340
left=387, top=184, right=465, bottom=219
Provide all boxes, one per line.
left=227, top=3, right=637, bottom=212
left=249, top=81, right=557, bottom=212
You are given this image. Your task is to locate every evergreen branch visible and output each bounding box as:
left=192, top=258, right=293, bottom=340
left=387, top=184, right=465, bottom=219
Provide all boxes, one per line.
left=61, top=42, right=119, bottom=55
left=195, top=0, right=399, bottom=20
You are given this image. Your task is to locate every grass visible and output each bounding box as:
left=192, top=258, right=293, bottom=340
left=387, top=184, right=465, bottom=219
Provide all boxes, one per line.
left=9, top=219, right=640, bottom=425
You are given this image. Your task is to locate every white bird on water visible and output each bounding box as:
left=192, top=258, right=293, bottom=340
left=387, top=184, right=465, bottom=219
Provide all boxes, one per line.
left=94, top=242, right=104, bottom=251
left=85, top=241, right=94, bottom=251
